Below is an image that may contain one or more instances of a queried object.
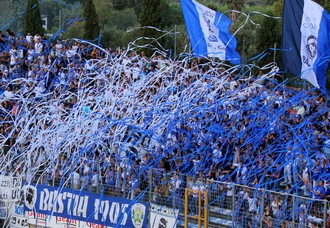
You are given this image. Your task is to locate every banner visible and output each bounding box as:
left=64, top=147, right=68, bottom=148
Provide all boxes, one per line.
left=27, top=211, right=115, bottom=228
left=0, top=175, right=22, bottom=202
left=23, top=185, right=148, bottom=228
left=282, top=0, right=330, bottom=91
left=180, top=0, right=240, bottom=64
left=27, top=211, right=79, bottom=228
left=150, top=203, right=179, bottom=228
left=0, top=207, right=6, bottom=219
left=10, top=204, right=28, bottom=228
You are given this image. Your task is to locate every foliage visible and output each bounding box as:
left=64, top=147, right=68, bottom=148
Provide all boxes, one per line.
left=112, top=0, right=136, bottom=10
left=138, top=0, right=163, bottom=54
left=139, top=0, right=162, bottom=29
left=256, top=11, right=281, bottom=67
left=226, top=0, right=245, bottom=21
left=318, top=0, right=330, bottom=10
left=137, top=0, right=184, bottom=55
left=93, top=1, right=138, bottom=48
left=63, top=0, right=82, bottom=4
left=226, top=0, right=245, bottom=11
left=39, top=0, right=78, bottom=33
left=83, top=0, right=100, bottom=40
left=24, top=0, right=44, bottom=35
left=158, top=0, right=178, bottom=28
left=162, top=24, right=190, bottom=59
left=7, top=0, right=25, bottom=33
left=168, top=2, right=184, bottom=26
left=62, top=20, right=84, bottom=40
left=134, top=0, right=143, bottom=18
left=93, top=0, right=112, bottom=30
left=106, top=8, right=137, bottom=31
left=230, top=6, right=267, bottom=59
left=273, top=0, right=283, bottom=16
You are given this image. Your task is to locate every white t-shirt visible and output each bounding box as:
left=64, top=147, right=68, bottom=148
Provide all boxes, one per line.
left=212, top=149, right=222, bottom=164
left=192, top=184, right=199, bottom=197
left=9, top=49, right=17, bottom=65
left=26, top=35, right=33, bottom=43
left=35, top=42, right=43, bottom=54
left=73, top=171, right=80, bottom=187
left=55, top=43, right=63, bottom=55
left=91, top=173, right=98, bottom=187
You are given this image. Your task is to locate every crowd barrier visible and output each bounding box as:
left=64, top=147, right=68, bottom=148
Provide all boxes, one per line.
left=1, top=169, right=327, bottom=227
left=26, top=169, right=330, bottom=228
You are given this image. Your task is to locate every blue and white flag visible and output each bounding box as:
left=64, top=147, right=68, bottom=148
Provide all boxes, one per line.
left=283, top=0, right=330, bottom=91
left=180, top=0, right=240, bottom=64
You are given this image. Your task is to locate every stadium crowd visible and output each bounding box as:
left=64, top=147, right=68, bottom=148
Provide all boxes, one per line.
left=0, top=29, right=330, bottom=226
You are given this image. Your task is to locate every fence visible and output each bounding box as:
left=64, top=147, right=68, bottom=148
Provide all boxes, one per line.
left=29, top=169, right=330, bottom=228
left=207, top=180, right=328, bottom=228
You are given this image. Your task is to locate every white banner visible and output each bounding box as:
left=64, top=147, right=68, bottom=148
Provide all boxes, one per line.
left=0, top=175, right=22, bottom=202
left=0, top=207, right=7, bottom=219
left=150, top=203, right=179, bottom=228
left=10, top=204, right=28, bottom=228
left=27, top=212, right=112, bottom=228
left=27, top=211, right=80, bottom=228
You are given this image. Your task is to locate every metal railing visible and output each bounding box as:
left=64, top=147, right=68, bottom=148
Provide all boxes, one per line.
left=207, top=180, right=328, bottom=228
left=29, top=170, right=330, bottom=228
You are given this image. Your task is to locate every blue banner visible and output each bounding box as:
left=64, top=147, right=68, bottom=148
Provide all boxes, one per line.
left=23, top=185, right=148, bottom=228
left=180, top=0, right=240, bottom=64
left=283, top=0, right=329, bottom=92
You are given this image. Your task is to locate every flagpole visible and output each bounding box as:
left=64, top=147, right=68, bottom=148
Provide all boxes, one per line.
left=174, top=25, right=177, bottom=60
left=273, top=43, right=276, bottom=81
left=273, top=43, right=276, bottom=63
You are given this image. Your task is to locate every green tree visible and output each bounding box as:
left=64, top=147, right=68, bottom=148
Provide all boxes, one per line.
left=62, top=20, right=84, bottom=40
left=24, top=0, right=44, bottom=34
left=138, top=0, right=177, bottom=37
left=318, top=0, right=330, bottom=10
left=134, top=0, right=143, bottom=17
left=94, top=0, right=112, bottom=29
left=139, top=0, right=162, bottom=29
left=63, top=0, right=81, bottom=4
left=39, top=0, right=68, bottom=32
left=256, top=11, right=281, bottom=67
left=273, top=0, right=283, bottom=16
left=138, top=0, right=163, bottom=52
left=100, top=8, right=139, bottom=47
left=83, top=0, right=100, bottom=40
left=8, top=0, right=26, bottom=32
left=112, top=0, right=136, bottom=10
left=226, top=0, right=245, bottom=21
left=226, top=0, right=245, bottom=10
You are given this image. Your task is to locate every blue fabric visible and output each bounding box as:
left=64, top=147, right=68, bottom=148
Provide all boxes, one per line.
left=282, top=0, right=304, bottom=76
left=180, top=0, right=240, bottom=64
left=283, top=0, right=329, bottom=92
left=314, top=10, right=330, bottom=92
left=314, top=185, right=326, bottom=199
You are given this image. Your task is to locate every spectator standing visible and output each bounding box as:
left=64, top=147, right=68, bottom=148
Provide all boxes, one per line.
left=72, top=167, right=80, bottom=189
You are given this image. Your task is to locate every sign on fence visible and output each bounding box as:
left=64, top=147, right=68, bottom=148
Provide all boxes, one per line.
left=150, top=203, right=179, bottom=228
left=0, top=175, right=21, bottom=202
left=10, top=204, right=28, bottom=228
left=23, top=185, right=148, bottom=228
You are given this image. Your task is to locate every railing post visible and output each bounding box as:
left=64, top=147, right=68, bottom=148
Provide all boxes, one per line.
left=148, top=168, right=153, bottom=203
left=323, top=200, right=327, bottom=228
left=184, top=188, right=188, bottom=228
left=232, top=184, right=235, bottom=228
left=198, top=191, right=201, bottom=228
left=292, top=194, right=295, bottom=227
left=204, top=189, right=208, bottom=228
left=259, top=189, right=265, bottom=228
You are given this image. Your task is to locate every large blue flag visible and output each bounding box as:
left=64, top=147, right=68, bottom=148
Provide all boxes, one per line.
left=283, top=0, right=330, bottom=91
left=180, top=0, right=240, bottom=64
